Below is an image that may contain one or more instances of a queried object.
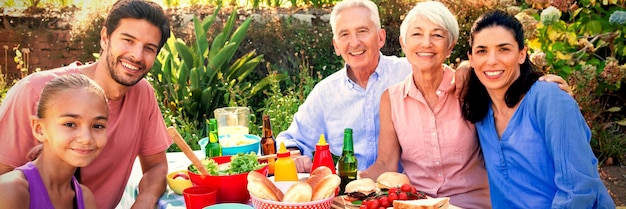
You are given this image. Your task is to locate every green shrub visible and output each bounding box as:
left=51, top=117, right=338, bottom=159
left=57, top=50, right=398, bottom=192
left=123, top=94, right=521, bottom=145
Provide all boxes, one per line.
left=523, top=2, right=626, bottom=164
left=257, top=52, right=321, bottom=134
left=148, top=7, right=286, bottom=150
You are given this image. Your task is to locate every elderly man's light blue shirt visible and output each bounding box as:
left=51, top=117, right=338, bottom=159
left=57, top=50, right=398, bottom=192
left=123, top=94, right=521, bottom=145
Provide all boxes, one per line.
left=276, top=54, right=411, bottom=170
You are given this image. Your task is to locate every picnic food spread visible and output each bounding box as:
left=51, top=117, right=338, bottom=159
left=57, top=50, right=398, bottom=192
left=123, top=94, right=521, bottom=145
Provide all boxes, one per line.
left=340, top=173, right=429, bottom=209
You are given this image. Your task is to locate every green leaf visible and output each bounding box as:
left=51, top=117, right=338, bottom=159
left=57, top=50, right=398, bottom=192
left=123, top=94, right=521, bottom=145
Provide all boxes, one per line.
left=175, top=41, right=195, bottom=69
left=250, top=73, right=288, bottom=95
left=222, top=9, right=237, bottom=38
left=586, top=20, right=602, bottom=34
left=209, top=33, right=226, bottom=59
left=209, top=43, right=238, bottom=72
left=190, top=67, right=200, bottom=90
left=552, top=42, right=566, bottom=51
left=194, top=16, right=209, bottom=66
left=229, top=17, right=252, bottom=46
left=607, top=107, right=622, bottom=112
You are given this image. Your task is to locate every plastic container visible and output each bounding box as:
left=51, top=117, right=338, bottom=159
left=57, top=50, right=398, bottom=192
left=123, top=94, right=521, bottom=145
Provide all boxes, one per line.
left=187, top=156, right=268, bottom=203
left=183, top=186, right=217, bottom=209
left=273, top=142, right=298, bottom=181
left=198, top=134, right=260, bottom=157
left=166, top=170, right=193, bottom=195
left=311, top=134, right=336, bottom=174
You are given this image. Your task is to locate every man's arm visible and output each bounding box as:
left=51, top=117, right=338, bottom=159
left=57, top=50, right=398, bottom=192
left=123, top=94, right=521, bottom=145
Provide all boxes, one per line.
left=0, top=164, right=14, bottom=175
left=131, top=151, right=168, bottom=209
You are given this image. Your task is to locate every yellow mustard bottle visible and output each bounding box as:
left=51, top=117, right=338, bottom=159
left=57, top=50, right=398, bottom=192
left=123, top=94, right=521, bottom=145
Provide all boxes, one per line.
left=273, top=142, right=298, bottom=181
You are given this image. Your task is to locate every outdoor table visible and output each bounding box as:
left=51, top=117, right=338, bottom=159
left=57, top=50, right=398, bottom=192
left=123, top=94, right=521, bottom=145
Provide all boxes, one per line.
left=118, top=151, right=358, bottom=209
left=117, top=151, right=459, bottom=209
left=117, top=151, right=203, bottom=209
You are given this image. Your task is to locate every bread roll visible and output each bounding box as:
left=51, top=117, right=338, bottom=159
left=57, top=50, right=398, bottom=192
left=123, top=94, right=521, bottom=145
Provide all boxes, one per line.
left=392, top=197, right=450, bottom=209
left=247, top=171, right=284, bottom=201
left=306, top=166, right=332, bottom=189
left=377, top=172, right=410, bottom=189
left=311, top=174, right=341, bottom=201
left=282, top=182, right=313, bottom=202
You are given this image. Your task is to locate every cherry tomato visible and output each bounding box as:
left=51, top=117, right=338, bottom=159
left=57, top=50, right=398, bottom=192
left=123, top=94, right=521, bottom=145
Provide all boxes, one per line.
left=366, top=199, right=381, bottom=209
left=410, top=185, right=417, bottom=194
left=378, top=196, right=390, bottom=208
left=388, top=187, right=398, bottom=195
left=359, top=204, right=368, bottom=209
left=400, top=184, right=412, bottom=193
left=398, top=192, right=408, bottom=200
left=387, top=192, right=398, bottom=203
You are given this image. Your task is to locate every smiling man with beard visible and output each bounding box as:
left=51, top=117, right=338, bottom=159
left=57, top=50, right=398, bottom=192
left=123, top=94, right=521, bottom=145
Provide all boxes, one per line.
left=0, top=0, right=173, bottom=208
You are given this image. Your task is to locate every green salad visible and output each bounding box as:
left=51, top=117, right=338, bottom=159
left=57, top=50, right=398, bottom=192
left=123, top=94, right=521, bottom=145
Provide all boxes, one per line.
left=189, top=152, right=266, bottom=175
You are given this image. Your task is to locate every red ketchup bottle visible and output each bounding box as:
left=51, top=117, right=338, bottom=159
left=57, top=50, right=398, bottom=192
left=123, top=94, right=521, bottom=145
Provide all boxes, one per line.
left=311, top=134, right=336, bottom=174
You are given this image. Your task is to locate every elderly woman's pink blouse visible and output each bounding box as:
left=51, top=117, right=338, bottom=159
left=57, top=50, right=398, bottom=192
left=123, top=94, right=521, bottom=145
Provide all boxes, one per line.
left=387, top=65, right=491, bottom=209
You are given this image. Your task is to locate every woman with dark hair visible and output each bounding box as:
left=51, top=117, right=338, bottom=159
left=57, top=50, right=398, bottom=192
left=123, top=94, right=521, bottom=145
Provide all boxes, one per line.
left=462, top=10, right=615, bottom=208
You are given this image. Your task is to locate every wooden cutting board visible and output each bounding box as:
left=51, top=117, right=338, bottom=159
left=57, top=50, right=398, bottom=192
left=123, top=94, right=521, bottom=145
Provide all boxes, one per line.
left=330, top=196, right=462, bottom=209
left=332, top=196, right=358, bottom=209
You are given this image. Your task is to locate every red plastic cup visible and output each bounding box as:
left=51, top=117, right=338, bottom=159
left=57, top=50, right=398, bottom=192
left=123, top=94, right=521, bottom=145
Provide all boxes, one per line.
left=182, top=186, right=217, bottom=209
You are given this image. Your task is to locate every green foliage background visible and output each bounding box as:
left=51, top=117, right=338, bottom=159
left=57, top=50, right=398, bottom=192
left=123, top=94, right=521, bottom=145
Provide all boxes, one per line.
left=1, top=0, right=625, bottom=163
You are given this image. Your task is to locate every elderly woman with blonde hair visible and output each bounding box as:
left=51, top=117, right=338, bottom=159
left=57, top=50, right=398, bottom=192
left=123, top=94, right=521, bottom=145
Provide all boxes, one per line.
left=359, top=1, right=490, bottom=208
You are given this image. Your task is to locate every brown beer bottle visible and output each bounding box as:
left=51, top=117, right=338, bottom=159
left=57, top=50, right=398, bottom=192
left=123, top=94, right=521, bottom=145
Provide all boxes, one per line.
left=261, top=115, right=277, bottom=174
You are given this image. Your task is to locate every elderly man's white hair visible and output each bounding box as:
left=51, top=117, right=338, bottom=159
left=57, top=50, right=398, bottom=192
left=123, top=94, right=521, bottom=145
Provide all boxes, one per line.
left=400, top=1, right=459, bottom=48
left=329, top=0, right=382, bottom=40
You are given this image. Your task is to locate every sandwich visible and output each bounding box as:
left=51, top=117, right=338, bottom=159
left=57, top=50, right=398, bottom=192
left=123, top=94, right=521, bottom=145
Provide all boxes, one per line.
left=392, top=197, right=450, bottom=209
left=377, top=172, right=411, bottom=190
left=343, top=178, right=377, bottom=202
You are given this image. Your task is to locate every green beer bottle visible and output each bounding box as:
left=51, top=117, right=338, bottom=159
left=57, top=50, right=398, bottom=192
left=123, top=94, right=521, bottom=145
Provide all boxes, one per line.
left=338, top=128, right=358, bottom=194
left=206, top=118, right=222, bottom=158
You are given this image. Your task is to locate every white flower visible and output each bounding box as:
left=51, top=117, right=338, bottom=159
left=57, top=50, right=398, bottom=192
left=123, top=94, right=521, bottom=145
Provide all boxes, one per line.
left=540, top=6, right=561, bottom=26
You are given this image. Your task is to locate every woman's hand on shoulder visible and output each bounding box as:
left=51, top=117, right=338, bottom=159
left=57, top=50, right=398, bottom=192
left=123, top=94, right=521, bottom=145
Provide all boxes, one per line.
left=451, top=60, right=471, bottom=98
left=538, top=74, right=573, bottom=96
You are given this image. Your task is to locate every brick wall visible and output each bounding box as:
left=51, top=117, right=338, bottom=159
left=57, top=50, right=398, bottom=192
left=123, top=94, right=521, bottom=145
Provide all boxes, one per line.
left=0, top=15, right=87, bottom=80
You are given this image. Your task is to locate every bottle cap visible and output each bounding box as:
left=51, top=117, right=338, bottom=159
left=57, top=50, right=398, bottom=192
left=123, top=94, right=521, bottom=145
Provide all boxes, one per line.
left=317, top=134, right=327, bottom=146
left=277, top=142, right=290, bottom=157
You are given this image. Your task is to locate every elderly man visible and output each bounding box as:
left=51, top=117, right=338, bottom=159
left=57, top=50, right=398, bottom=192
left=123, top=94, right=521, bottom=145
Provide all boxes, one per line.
left=0, top=0, right=172, bottom=208
left=276, top=0, right=412, bottom=172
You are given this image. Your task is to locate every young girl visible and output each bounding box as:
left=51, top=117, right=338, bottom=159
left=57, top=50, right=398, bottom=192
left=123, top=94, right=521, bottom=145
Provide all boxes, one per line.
left=462, top=10, right=615, bottom=208
left=0, top=74, right=108, bottom=209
